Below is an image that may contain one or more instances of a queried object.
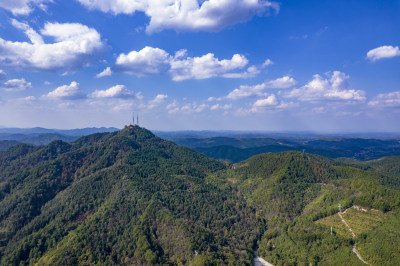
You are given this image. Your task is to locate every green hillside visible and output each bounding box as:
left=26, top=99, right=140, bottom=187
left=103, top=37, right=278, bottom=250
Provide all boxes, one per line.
left=209, top=152, right=400, bottom=265
left=0, top=128, right=399, bottom=265
left=0, top=126, right=259, bottom=265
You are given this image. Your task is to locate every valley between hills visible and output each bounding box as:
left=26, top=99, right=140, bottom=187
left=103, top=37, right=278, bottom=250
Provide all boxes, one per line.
left=0, top=126, right=399, bottom=265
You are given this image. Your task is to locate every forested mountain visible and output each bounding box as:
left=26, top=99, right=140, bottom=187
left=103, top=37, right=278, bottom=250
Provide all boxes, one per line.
left=2, top=128, right=399, bottom=163
left=0, top=127, right=399, bottom=265
left=0, top=126, right=259, bottom=265
left=211, top=152, right=400, bottom=265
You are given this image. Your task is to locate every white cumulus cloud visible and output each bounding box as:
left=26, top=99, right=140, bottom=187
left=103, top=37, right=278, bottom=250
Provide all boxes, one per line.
left=2, top=78, right=31, bottom=91
left=170, top=53, right=248, bottom=81
left=368, top=91, right=400, bottom=108
left=76, top=0, right=279, bottom=33
left=45, top=81, right=85, bottom=100
left=148, top=94, right=168, bottom=108
left=286, top=71, right=365, bottom=102
left=90, top=85, right=135, bottom=99
left=227, top=83, right=267, bottom=100
left=115, top=46, right=170, bottom=76
left=0, top=20, right=104, bottom=71
left=262, top=58, right=274, bottom=67
left=237, top=94, right=282, bottom=114
left=168, top=102, right=208, bottom=114
left=266, top=76, right=297, bottom=89
left=76, top=0, right=146, bottom=14
left=253, top=95, right=278, bottom=107
left=226, top=76, right=296, bottom=100
left=0, top=69, right=6, bottom=80
left=114, top=46, right=253, bottom=81
left=96, top=67, right=113, bottom=78
left=210, top=103, right=232, bottom=110
left=0, top=0, right=52, bottom=15
left=367, top=45, right=400, bottom=62
left=222, top=65, right=260, bottom=78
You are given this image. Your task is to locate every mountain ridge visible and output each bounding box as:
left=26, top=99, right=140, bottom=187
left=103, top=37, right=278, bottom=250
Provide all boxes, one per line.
left=0, top=126, right=398, bottom=265
left=0, top=126, right=261, bottom=265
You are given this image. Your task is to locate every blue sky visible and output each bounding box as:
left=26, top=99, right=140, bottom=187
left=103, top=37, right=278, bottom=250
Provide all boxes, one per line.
left=0, top=0, right=399, bottom=131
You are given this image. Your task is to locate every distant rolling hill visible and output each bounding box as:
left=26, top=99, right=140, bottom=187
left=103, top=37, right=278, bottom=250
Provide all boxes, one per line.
left=172, top=137, right=400, bottom=162
left=19, top=133, right=79, bottom=146
left=0, top=140, right=21, bottom=151
left=0, top=127, right=119, bottom=136
left=0, top=127, right=120, bottom=150
left=2, top=129, right=399, bottom=162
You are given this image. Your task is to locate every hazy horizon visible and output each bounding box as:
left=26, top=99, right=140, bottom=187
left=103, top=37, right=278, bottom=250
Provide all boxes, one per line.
left=1, top=125, right=400, bottom=138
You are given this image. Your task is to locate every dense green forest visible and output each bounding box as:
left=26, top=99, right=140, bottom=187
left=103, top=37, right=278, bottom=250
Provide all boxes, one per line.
left=210, top=152, right=400, bottom=265
left=0, top=126, right=399, bottom=265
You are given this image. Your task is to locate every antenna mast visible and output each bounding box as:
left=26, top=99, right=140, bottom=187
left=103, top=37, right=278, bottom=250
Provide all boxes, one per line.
left=137, top=114, right=139, bottom=126
left=132, top=112, right=134, bottom=126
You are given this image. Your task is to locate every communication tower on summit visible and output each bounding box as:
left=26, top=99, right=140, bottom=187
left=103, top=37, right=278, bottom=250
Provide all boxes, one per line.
left=129, top=112, right=139, bottom=126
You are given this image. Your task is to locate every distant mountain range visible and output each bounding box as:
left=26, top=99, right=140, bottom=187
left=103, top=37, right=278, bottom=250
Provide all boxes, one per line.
left=1, top=128, right=399, bottom=162
left=0, top=126, right=119, bottom=137
left=154, top=130, right=400, bottom=140
left=170, top=136, right=400, bottom=162
left=0, top=127, right=119, bottom=150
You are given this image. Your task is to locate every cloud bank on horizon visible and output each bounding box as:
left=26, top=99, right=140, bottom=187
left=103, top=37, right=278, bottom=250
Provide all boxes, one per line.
left=0, top=0, right=399, bottom=132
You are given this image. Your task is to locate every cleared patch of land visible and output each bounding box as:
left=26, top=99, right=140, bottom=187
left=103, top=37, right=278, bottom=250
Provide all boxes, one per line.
left=316, top=212, right=352, bottom=238
left=316, top=206, right=385, bottom=238
left=341, top=207, right=384, bottom=236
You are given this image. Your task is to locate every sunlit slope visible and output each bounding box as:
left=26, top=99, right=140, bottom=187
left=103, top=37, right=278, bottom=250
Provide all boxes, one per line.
left=209, top=151, right=400, bottom=265
left=316, top=207, right=400, bottom=265
left=0, top=126, right=259, bottom=265
left=1, top=131, right=399, bottom=265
